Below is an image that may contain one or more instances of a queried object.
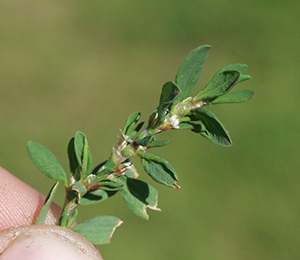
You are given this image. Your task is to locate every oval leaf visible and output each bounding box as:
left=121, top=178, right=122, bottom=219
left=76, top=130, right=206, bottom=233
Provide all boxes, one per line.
left=192, top=108, right=232, bottom=146
left=81, top=190, right=117, bottom=205
left=211, top=89, right=255, bottom=104
left=129, top=121, right=144, bottom=139
left=35, top=182, right=59, bottom=224
left=67, top=137, right=78, bottom=177
left=27, top=141, right=68, bottom=186
left=100, top=180, right=124, bottom=191
left=74, top=131, right=93, bottom=178
left=138, top=152, right=179, bottom=189
left=214, top=63, right=248, bottom=75
left=74, top=131, right=85, bottom=166
left=148, top=139, right=170, bottom=148
left=137, top=135, right=155, bottom=147
left=175, top=45, right=211, bottom=102
left=196, top=70, right=240, bottom=102
left=213, top=63, right=251, bottom=84
left=72, top=216, right=123, bottom=245
left=156, top=81, right=181, bottom=126
left=123, top=112, right=141, bottom=136
left=120, top=176, right=161, bottom=220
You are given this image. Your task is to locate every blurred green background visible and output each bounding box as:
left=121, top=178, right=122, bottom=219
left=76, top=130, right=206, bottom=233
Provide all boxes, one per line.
left=1, top=1, right=299, bottom=259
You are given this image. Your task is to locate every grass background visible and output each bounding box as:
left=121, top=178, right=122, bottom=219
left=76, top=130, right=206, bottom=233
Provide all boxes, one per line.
left=1, top=1, right=300, bottom=259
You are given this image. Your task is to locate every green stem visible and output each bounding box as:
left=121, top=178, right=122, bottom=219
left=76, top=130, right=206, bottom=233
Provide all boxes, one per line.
left=59, top=196, right=78, bottom=227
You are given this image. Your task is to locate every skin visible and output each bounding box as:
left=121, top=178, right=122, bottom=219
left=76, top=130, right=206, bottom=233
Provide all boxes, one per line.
left=0, top=166, right=103, bottom=259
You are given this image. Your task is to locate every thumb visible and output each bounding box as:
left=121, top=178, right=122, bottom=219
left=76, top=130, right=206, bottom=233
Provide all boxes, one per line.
left=0, top=224, right=103, bottom=260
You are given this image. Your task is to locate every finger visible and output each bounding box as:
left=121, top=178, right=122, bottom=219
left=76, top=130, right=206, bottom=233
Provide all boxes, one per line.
left=0, top=166, right=61, bottom=231
left=0, top=225, right=103, bottom=260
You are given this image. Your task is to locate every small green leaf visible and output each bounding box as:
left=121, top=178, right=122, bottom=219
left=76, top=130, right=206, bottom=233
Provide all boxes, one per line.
left=66, top=209, right=78, bottom=228
left=178, top=122, right=194, bottom=130
left=93, top=166, right=115, bottom=182
left=137, top=135, right=155, bottom=147
left=100, top=180, right=124, bottom=191
left=27, top=141, right=68, bottom=186
left=175, top=45, right=211, bottom=102
left=80, top=190, right=117, bottom=205
left=239, top=74, right=251, bottom=83
left=74, top=131, right=93, bottom=179
left=214, top=63, right=248, bottom=75
left=123, top=112, right=141, bottom=136
left=129, top=121, right=144, bottom=140
left=74, top=131, right=85, bottom=166
left=213, top=63, right=251, bottom=84
left=35, top=182, right=59, bottom=224
left=179, top=121, right=205, bottom=132
left=72, top=181, right=87, bottom=196
left=138, top=152, right=179, bottom=189
left=67, top=137, right=78, bottom=177
left=196, top=70, right=240, bottom=101
left=86, top=148, right=94, bottom=177
left=124, top=164, right=139, bottom=178
left=192, top=108, right=232, bottom=146
left=148, top=111, right=158, bottom=127
left=148, top=139, right=170, bottom=148
left=158, top=81, right=181, bottom=111
left=72, top=216, right=123, bottom=245
left=119, top=176, right=161, bottom=220
left=179, top=121, right=211, bottom=140
left=156, top=81, right=181, bottom=125
left=210, top=89, right=255, bottom=104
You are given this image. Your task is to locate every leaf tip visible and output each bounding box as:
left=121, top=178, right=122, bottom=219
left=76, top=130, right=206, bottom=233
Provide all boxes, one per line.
left=107, top=219, right=123, bottom=244
left=148, top=204, right=161, bottom=212
left=174, top=183, right=181, bottom=190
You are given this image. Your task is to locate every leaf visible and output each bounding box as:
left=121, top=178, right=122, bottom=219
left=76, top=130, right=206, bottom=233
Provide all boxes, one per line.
left=35, top=182, right=59, bottom=224
left=74, top=131, right=85, bottom=166
left=120, top=176, right=161, bottom=220
left=67, top=137, right=78, bottom=177
left=74, top=131, right=93, bottom=179
left=192, top=108, right=232, bottom=146
left=66, top=209, right=78, bottom=228
left=138, top=152, right=179, bottom=189
left=179, top=121, right=205, bottom=131
left=156, top=81, right=181, bottom=125
left=27, top=141, right=68, bottom=186
left=72, top=215, right=123, bottom=245
left=129, top=121, right=144, bottom=140
left=158, top=81, right=181, bottom=111
left=80, top=190, right=117, bottom=205
left=137, top=135, right=155, bottom=147
left=239, top=74, right=251, bottom=83
left=124, top=164, right=139, bottom=179
left=210, top=89, right=255, bottom=104
left=178, top=122, right=194, bottom=130
left=196, top=70, right=240, bottom=102
left=214, top=63, right=248, bottom=75
left=213, top=63, right=251, bottom=84
left=123, top=112, right=141, bottom=136
left=100, top=180, right=124, bottom=191
left=175, top=45, right=211, bottom=102
left=93, top=166, right=115, bottom=182
left=147, top=139, right=170, bottom=148
left=72, top=181, right=87, bottom=195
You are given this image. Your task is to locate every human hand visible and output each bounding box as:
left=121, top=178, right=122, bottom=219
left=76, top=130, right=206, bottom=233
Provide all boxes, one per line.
left=0, top=166, right=103, bottom=260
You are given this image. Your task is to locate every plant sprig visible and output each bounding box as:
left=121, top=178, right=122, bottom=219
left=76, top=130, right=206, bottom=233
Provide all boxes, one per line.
left=27, top=45, right=254, bottom=245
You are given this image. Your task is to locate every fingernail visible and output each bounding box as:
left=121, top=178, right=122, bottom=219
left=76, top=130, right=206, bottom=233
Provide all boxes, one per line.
left=0, top=225, right=103, bottom=260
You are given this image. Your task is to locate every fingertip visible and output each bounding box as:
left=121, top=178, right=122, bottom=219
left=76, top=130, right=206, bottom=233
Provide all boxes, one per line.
left=0, top=166, right=61, bottom=231
left=0, top=225, right=103, bottom=260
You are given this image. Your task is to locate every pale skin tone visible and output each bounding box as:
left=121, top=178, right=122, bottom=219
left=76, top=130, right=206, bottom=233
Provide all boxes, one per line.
left=0, top=166, right=103, bottom=260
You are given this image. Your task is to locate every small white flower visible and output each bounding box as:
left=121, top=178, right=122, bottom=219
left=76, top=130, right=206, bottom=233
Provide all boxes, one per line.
left=169, top=114, right=180, bottom=129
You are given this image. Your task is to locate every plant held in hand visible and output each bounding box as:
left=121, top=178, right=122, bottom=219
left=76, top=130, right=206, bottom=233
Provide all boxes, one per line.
left=27, top=45, right=254, bottom=245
